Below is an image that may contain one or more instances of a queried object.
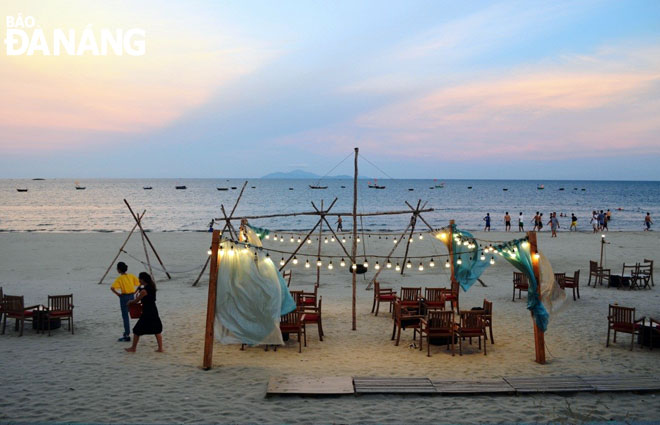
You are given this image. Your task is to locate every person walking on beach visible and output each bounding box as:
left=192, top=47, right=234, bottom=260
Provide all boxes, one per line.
left=598, top=210, right=605, bottom=231
left=518, top=212, right=524, bottom=232
left=570, top=213, right=578, bottom=232
left=504, top=212, right=511, bottom=232
left=548, top=212, right=559, bottom=237
left=602, top=211, right=609, bottom=232
left=538, top=213, right=544, bottom=231
left=532, top=212, right=540, bottom=231
left=483, top=213, right=491, bottom=231
left=645, top=212, right=653, bottom=231
left=591, top=210, right=599, bottom=233
left=110, top=262, right=139, bottom=342
left=125, top=272, right=163, bottom=353
left=336, top=215, right=343, bottom=231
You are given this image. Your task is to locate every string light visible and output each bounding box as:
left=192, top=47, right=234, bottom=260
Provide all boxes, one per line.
left=307, top=239, right=312, bottom=244
left=429, top=258, right=435, bottom=267
left=480, top=252, right=486, bottom=261
left=418, top=262, right=424, bottom=271
left=297, top=237, right=301, bottom=243
left=290, top=236, right=294, bottom=243
left=438, top=232, right=447, bottom=241
left=393, top=238, right=397, bottom=244
left=357, top=237, right=361, bottom=243
left=419, top=234, right=423, bottom=240
left=331, top=236, right=335, bottom=242
left=533, top=253, right=540, bottom=260
left=265, top=234, right=270, bottom=239
left=408, top=238, right=413, bottom=244
left=305, top=259, right=310, bottom=268
left=292, top=256, right=298, bottom=265
left=280, top=257, right=285, bottom=266
left=340, top=258, right=346, bottom=267
left=456, top=258, right=462, bottom=265
left=279, top=236, right=284, bottom=242
left=406, top=260, right=412, bottom=269
left=317, top=258, right=322, bottom=267
left=445, top=259, right=450, bottom=268
left=342, top=237, right=346, bottom=243
left=363, top=259, right=369, bottom=268
left=352, top=263, right=357, bottom=270
left=521, top=241, right=529, bottom=249
left=229, top=245, right=235, bottom=256
left=219, top=246, right=223, bottom=256
left=324, top=237, right=328, bottom=244
left=207, top=249, right=212, bottom=256
left=395, top=263, right=401, bottom=271
left=374, top=261, right=380, bottom=270
left=386, top=260, right=392, bottom=269
left=490, top=257, right=495, bottom=265
left=328, top=261, right=333, bottom=270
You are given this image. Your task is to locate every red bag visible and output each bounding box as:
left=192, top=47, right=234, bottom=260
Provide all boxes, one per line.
left=129, top=302, right=142, bottom=319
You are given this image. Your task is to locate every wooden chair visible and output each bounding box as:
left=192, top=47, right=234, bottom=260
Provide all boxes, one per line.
left=588, top=260, right=610, bottom=287
left=371, top=281, right=396, bottom=316
left=423, top=288, right=446, bottom=311
left=289, top=290, right=304, bottom=307
left=1, top=295, right=39, bottom=337
left=622, top=263, right=642, bottom=290
left=399, top=287, right=421, bottom=310
left=512, top=272, right=528, bottom=301
left=299, top=284, right=318, bottom=308
left=482, top=299, right=494, bottom=344
left=282, top=270, right=293, bottom=288
left=554, top=273, right=566, bottom=289
left=606, top=304, right=644, bottom=351
left=391, top=299, right=423, bottom=346
left=418, top=310, right=456, bottom=357
left=636, top=262, right=652, bottom=289
left=46, top=294, right=74, bottom=336
left=456, top=311, right=487, bottom=355
left=439, top=279, right=459, bottom=312
left=301, top=296, right=323, bottom=342
left=280, top=310, right=306, bottom=353
left=643, top=259, right=654, bottom=286
left=562, top=270, right=580, bottom=300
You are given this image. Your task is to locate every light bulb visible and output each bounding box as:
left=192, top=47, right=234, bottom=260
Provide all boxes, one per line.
left=429, top=259, right=435, bottom=267
left=601, top=234, right=606, bottom=238
left=522, top=241, right=529, bottom=248
left=406, top=261, right=412, bottom=269
left=280, top=236, right=284, bottom=242
left=324, top=237, right=328, bottom=244
left=374, top=261, right=380, bottom=270
left=395, top=263, right=401, bottom=271
left=408, top=238, right=413, bottom=244
left=393, top=238, right=397, bottom=244
left=328, top=261, right=333, bottom=270
left=418, top=262, right=424, bottom=271
left=297, top=237, right=301, bottom=243
left=386, top=260, right=392, bottom=269
left=292, top=256, right=298, bottom=265
left=533, top=253, right=540, bottom=260
left=290, top=237, right=294, bottom=243
left=445, top=260, right=450, bottom=268
left=438, top=232, right=447, bottom=240
left=280, top=257, right=285, bottom=266
left=307, top=238, right=312, bottom=244
left=463, top=240, right=469, bottom=246
left=342, top=237, right=346, bottom=243
left=317, top=258, right=322, bottom=267
left=363, top=260, right=369, bottom=268
left=305, top=260, right=310, bottom=268
left=331, top=236, right=335, bottom=242
left=419, top=234, right=423, bottom=240
left=352, top=263, right=357, bottom=270
left=266, top=252, right=270, bottom=258
left=265, top=234, right=270, bottom=239
left=340, top=258, right=346, bottom=267
left=207, top=249, right=212, bottom=256
left=457, top=258, right=462, bottom=265
left=490, top=257, right=495, bottom=265
left=357, top=237, right=361, bottom=243
left=480, top=253, right=486, bottom=261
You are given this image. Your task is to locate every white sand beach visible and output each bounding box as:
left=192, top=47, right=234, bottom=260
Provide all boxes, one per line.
left=1, top=230, right=659, bottom=424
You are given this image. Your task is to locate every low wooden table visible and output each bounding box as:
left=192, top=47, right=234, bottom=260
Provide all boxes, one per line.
left=609, top=274, right=630, bottom=288
left=32, top=307, right=61, bottom=332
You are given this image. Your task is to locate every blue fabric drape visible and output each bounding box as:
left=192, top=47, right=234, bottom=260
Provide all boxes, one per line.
left=451, top=225, right=490, bottom=292
left=247, top=224, right=270, bottom=240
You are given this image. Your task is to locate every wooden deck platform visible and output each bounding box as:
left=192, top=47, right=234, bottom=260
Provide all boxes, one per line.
left=266, top=375, right=660, bottom=397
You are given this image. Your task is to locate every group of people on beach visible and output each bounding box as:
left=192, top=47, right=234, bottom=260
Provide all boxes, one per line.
left=110, top=262, right=163, bottom=353
left=482, top=211, right=653, bottom=234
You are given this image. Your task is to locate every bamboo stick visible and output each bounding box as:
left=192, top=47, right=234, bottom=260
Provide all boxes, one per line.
left=139, top=218, right=155, bottom=283
left=400, top=200, right=420, bottom=275
left=98, top=210, right=145, bottom=284
left=316, top=200, right=324, bottom=287
left=352, top=147, right=358, bottom=331
left=214, top=208, right=433, bottom=221
left=202, top=230, right=221, bottom=370
left=124, top=199, right=171, bottom=279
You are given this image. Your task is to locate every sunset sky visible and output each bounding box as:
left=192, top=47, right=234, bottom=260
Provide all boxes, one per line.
left=1, top=0, right=659, bottom=179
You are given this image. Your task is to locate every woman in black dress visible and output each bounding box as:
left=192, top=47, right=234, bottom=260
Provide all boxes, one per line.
left=125, top=272, right=163, bottom=352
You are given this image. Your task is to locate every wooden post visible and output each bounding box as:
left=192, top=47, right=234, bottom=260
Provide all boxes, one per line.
left=400, top=200, right=420, bottom=275
left=98, top=210, right=145, bottom=284
left=203, top=230, right=221, bottom=370
left=599, top=234, right=607, bottom=268
left=316, top=200, right=324, bottom=287
left=527, top=231, right=546, bottom=365
left=352, top=147, right=358, bottom=331
left=139, top=221, right=155, bottom=283
left=124, top=199, right=172, bottom=279
left=448, top=219, right=455, bottom=286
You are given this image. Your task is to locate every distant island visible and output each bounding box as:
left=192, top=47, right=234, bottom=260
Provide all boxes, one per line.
left=261, top=169, right=371, bottom=179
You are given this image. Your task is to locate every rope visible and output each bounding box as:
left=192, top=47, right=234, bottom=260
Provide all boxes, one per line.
left=120, top=250, right=205, bottom=274
left=313, top=151, right=354, bottom=186
left=358, top=153, right=397, bottom=181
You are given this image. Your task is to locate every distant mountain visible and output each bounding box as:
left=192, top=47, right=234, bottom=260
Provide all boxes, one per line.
left=261, top=169, right=370, bottom=179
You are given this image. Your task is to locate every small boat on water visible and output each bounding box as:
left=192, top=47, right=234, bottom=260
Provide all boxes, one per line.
left=503, top=188, right=508, bottom=191
left=143, top=186, right=152, bottom=190
left=251, top=186, right=256, bottom=189
left=16, top=188, right=28, bottom=192
left=309, top=185, right=328, bottom=189
left=288, top=187, right=294, bottom=190
left=32, top=178, right=45, bottom=181
left=433, top=179, right=445, bottom=188
left=467, top=186, right=472, bottom=189
left=175, top=185, right=187, bottom=190
left=408, top=188, right=414, bottom=191
left=217, top=187, right=229, bottom=191
left=75, top=181, right=86, bottom=190
left=368, top=179, right=386, bottom=189
left=559, top=188, right=565, bottom=191
left=537, top=184, right=545, bottom=190
left=340, top=185, right=346, bottom=188
left=231, top=186, right=237, bottom=189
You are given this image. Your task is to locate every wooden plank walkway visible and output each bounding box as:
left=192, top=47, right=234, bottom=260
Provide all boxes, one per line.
left=266, top=376, right=354, bottom=396
left=266, top=375, right=660, bottom=396
left=581, top=375, right=660, bottom=392
left=353, top=377, right=436, bottom=394
left=504, top=375, right=594, bottom=394
left=431, top=379, right=515, bottom=395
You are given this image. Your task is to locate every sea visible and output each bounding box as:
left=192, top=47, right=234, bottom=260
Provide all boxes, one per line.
left=1, top=179, right=658, bottom=233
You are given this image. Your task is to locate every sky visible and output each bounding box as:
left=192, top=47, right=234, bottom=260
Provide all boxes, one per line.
left=1, top=0, right=659, bottom=180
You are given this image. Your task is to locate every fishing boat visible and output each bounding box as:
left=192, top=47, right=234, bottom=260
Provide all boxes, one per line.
left=32, top=178, right=45, bottom=181
left=217, top=187, right=229, bottom=191
left=75, top=181, right=86, bottom=190
left=231, top=186, right=237, bottom=189
left=467, top=186, right=472, bottom=189
left=288, top=187, right=294, bottom=190
left=309, top=185, right=328, bottom=189
left=537, top=184, right=545, bottom=190
left=408, top=188, right=414, bottom=191
left=340, top=185, right=346, bottom=188
left=368, top=179, right=386, bottom=189
left=16, top=188, right=28, bottom=192
left=559, top=188, right=565, bottom=191
left=143, top=186, right=152, bottom=190
left=433, top=179, right=445, bottom=188
left=503, top=188, right=508, bottom=191
left=175, top=185, right=187, bottom=190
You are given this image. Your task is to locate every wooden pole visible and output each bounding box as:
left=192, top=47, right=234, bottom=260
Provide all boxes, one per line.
left=192, top=255, right=212, bottom=287
left=98, top=210, right=145, bottom=284
left=448, top=219, right=455, bottom=287
left=124, top=199, right=172, bottom=280
left=400, top=200, right=421, bottom=275
left=203, top=230, right=221, bottom=370
left=316, top=200, right=324, bottom=287
left=215, top=208, right=433, bottom=221
left=139, top=219, right=155, bottom=283
left=599, top=235, right=606, bottom=268
left=352, top=147, right=358, bottom=331
left=527, top=231, right=546, bottom=365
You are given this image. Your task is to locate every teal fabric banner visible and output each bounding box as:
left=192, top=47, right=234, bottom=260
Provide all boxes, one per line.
left=247, top=224, right=270, bottom=240
left=451, top=225, right=490, bottom=292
